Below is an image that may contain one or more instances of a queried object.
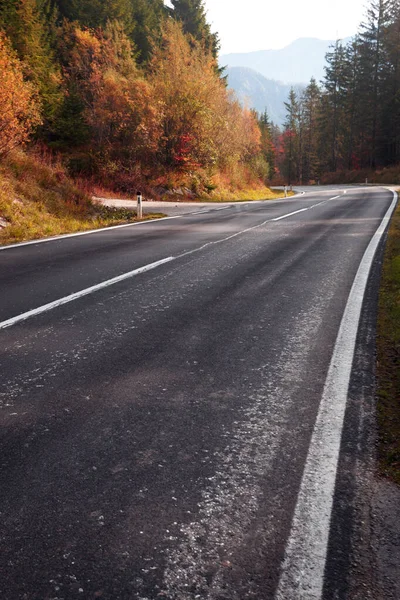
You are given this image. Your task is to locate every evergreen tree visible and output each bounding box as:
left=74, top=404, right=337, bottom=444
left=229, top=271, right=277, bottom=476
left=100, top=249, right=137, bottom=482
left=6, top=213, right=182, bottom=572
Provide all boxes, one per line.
left=283, top=88, right=300, bottom=184
left=130, top=0, right=166, bottom=63
left=1, top=0, right=62, bottom=132
left=380, top=0, right=400, bottom=163
left=358, top=0, right=392, bottom=166
left=259, top=109, right=276, bottom=179
left=301, top=78, right=321, bottom=182
left=319, top=40, right=347, bottom=171
left=170, top=0, right=220, bottom=59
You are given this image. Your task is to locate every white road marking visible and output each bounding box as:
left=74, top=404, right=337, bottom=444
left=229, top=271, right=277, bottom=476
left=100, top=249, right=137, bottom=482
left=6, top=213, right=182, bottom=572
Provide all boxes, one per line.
left=0, top=257, right=174, bottom=330
left=275, top=190, right=398, bottom=600
left=0, top=216, right=182, bottom=252
left=0, top=189, right=377, bottom=330
left=272, top=207, right=310, bottom=221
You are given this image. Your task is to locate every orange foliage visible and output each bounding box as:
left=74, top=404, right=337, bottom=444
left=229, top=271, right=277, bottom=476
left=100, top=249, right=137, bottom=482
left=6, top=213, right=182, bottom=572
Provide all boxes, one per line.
left=0, top=33, right=42, bottom=157
left=62, top=22, right=161, bottom=162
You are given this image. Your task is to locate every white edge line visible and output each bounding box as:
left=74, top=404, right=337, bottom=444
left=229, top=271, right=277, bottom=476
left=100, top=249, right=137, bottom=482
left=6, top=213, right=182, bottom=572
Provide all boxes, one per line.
left=0, top=257, right=174, bottom=330
left=275, top=190, right=398, bottom=600
left=0, top=192, right=346, bottom=252
left=0, top=216, right=182, bottom=252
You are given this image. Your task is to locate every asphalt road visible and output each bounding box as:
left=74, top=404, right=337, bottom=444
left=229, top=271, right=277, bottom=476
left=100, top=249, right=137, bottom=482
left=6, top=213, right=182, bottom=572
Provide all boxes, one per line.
left=0, top=187, right=397, bottom=600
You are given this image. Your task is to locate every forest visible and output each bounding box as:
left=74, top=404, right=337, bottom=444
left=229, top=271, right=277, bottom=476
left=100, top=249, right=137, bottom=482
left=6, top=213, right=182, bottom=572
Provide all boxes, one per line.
left=279, top=0, right=400, bottom=184
left=0, top=0, right=274, bottom=199
left=2, top=0, right=400, bottom=203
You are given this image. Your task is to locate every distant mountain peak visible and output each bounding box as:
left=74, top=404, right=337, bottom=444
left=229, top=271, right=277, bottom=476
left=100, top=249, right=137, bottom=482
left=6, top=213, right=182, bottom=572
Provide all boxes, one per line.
left=225, top=67, right=303, bottom=126
left=220, top=36, right=353, bottom=85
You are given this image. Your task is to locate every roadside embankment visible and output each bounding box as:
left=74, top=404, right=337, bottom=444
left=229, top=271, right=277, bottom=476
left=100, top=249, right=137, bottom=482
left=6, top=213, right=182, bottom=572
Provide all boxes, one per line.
left=377, top=194, right=400, bottom=485
left=0, top=151, right=164, bottom=246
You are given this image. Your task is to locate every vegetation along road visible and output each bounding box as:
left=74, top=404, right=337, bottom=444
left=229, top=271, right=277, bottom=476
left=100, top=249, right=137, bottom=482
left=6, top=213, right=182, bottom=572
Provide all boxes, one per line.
left=0, top=187, right=399, bottom=600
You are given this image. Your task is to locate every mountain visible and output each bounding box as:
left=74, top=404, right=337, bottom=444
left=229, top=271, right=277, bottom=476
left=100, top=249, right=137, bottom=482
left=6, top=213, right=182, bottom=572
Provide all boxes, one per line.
left=221, top=37, right=352, bottom=84
left=226, top=67, right=302, bottom=126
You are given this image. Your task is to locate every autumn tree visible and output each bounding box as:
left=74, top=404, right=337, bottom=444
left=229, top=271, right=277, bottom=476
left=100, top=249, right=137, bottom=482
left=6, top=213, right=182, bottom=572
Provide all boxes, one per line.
left=0, top=32, right=42, bottom=157
left=150, top=20, right=259, bottom=175
left=1, top=0, right=62, bottom=132
left=59, top=21, right=161, bottom=167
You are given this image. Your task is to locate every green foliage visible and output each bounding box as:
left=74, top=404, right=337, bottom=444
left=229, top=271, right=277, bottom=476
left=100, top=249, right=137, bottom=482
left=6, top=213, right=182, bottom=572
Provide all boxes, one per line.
left=1, top=0, right=63, bottom=130
left=278, top=0, right=400, bottom=181
left=170, top=0, right=220, bottom=58
left=377, top=197, right=400, bottom=484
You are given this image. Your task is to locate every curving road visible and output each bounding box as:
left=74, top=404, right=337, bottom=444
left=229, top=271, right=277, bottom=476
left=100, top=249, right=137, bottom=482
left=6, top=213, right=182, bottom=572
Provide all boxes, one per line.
left=0, top=187, right=397, bottom=599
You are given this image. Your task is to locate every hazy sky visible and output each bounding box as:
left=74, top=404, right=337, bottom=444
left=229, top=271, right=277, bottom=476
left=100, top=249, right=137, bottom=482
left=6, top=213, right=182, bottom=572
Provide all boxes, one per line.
left=202, top=0, right=368, bottom=54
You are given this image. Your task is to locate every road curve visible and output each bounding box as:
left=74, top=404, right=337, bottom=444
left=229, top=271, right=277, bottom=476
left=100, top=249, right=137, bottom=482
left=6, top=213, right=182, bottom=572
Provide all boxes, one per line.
left=0, top=187, right=396, bottom=599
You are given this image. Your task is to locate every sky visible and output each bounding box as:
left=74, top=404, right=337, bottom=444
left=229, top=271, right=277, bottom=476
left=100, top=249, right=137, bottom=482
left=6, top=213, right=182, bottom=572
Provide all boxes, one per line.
left=202, top=0, right=368, bottom=54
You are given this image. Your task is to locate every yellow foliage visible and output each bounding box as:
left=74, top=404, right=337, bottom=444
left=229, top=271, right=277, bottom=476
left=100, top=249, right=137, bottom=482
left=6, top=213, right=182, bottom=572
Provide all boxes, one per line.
left=0, top=32, right=42, bottom=157
left=150, top=21, right=261, bottom=172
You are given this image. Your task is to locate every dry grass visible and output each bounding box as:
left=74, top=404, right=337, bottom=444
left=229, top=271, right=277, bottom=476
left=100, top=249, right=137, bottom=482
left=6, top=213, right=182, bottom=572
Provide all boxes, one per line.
left=377, top=195, right=400, bottom=485
left=199, top=187, right=292, bottom=202
left=0, top=150, right=163, bottom=245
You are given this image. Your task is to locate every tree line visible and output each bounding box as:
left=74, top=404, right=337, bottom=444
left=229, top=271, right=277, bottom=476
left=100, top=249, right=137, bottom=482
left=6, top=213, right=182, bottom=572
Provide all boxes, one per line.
left=0, top=0, right=276, bottom=193
left=279, top=0, right=400, bottom=183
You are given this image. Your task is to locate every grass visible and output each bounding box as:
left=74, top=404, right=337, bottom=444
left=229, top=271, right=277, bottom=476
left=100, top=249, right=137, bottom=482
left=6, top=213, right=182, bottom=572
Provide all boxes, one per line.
left=198, top=187, right=294, bottom=202
left=0, top=150, right=164, bottom=245
left=377, top=193, right=400, bottom=485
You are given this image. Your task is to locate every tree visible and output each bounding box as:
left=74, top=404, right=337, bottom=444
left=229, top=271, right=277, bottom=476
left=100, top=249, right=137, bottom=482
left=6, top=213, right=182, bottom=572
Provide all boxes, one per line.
left=1, top=0, right=62, bottom=132
left=301, top=78, right=321, bottom=182
left=357, top=0, right=392, bottom=166
left=149, top=20, right=259, bottom=173
left=0, top=32, right=42, bottom=157
left=283, top=88, right=300, bottom=184
left=319, top=40, right=347, bottom=172
left=170, top=0, right=220, bottom=59
left=259, top=110, right=276, bottom=180
left=59, top=21, right=161, bottom=164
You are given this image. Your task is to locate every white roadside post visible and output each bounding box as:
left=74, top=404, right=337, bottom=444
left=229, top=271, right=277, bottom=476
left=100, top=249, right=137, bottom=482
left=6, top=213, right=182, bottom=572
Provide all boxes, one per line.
left=284, top=185, right=288, bottom=198
left=137, top=191, right=143, bottom=220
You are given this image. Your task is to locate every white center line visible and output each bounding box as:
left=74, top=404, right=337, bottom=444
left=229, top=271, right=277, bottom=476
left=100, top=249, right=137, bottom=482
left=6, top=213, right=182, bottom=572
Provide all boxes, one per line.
left=0, top=257, right=174, bottom=330
left=272, top=207, right=309, bottom=221
left=275, top=191, right=398, bottom=600
left=0, top=191, right=355, bottom=330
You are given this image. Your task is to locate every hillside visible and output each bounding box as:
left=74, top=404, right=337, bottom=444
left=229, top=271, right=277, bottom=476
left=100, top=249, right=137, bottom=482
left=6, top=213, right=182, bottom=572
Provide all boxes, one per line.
left=226, top=67, right=303, bottom=125
left=221, top=37, right=352, bottom=84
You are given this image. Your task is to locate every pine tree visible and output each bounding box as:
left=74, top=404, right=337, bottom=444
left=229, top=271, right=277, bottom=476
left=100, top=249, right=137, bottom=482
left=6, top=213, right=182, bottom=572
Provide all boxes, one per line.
left=319, top=40, right=347, bottom=171
left=170, top=0, right=220, bottom=59
left=358, top=0, right=392, bottom=166
left=130, top=0, right=166, bottom=63
left=283, top=88, right=301, bottom=184
left=1, top=0, right=62, bottom=132
left=380, top=0, right=400, bottom=163
left=259, top=109, right=276, bottom=179
left=301, top=78, right=321, bottom=182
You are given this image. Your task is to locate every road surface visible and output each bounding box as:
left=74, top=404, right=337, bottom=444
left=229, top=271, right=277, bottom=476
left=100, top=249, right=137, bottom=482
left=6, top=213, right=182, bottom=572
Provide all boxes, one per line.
left=0, top=187, right=397, bottom=599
